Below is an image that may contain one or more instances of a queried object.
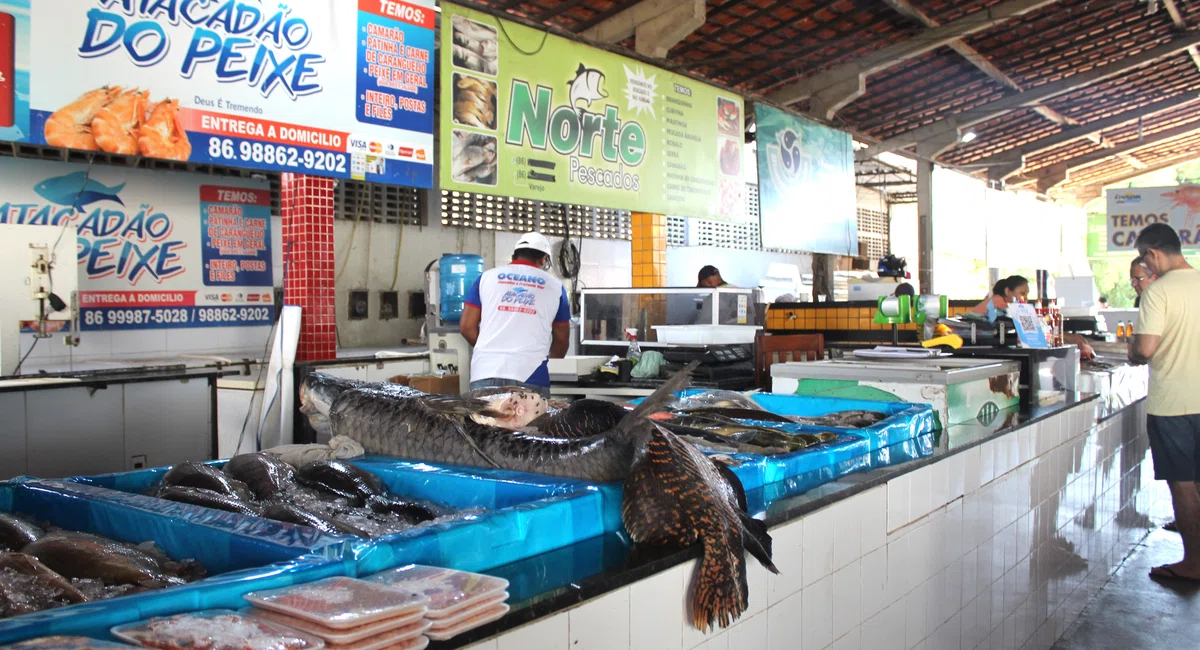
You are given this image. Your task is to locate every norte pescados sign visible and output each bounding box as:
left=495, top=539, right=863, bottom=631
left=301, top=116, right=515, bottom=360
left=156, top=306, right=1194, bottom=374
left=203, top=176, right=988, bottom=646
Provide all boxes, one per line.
left=439, top=2, right=748, bottom=221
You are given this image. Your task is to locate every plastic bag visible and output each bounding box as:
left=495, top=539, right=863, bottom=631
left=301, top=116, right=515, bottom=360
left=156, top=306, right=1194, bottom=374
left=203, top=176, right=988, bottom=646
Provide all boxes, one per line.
left=263, top=437, right=365, bottom=467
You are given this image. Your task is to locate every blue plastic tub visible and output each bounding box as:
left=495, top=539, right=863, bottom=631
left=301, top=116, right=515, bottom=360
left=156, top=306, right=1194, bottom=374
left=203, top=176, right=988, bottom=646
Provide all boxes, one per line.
left=67, top=458, right=620, bottom=578
left=0, top=480, right=347, bottom=644
left=632, top=391, right=935, bottom=491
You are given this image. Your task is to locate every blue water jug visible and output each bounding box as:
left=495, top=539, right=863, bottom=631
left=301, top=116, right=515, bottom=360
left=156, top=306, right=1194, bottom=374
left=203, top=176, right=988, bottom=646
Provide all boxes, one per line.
left=439, top=254, right=484, bottom=323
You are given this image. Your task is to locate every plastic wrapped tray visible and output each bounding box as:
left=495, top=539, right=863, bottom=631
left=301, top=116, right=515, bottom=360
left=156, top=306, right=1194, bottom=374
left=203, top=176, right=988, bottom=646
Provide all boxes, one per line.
left=426, top=593, right=508, bottom=630
left=245, top=608, right=426, bottom=645
left=364, top=565, right=508, bottom=619
left=244, top=578, right=428, bottom=629
left=315, top=620, right=429, bottom=650
left=111, top=610, right=324, bottom=650
left=422, top=604, right=509, bottom=642
left=0, top=638, right=135, bottom=650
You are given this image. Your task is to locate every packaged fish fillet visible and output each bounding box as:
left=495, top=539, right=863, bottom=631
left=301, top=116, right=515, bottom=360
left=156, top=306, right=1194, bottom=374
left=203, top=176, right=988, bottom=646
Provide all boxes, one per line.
left=111, top=610, right=323, bottom=650
left=318, top=620, right=429, bottom=650
left=245, top=607, right=427, bottom=645
left=244, top=577, right=428, bottom=629
left=422, top=604, right=510, bottom=642
left=365, top=565, right=508, bottom=619
left=426, top=592, right=509, bottom=631
left=0, top=637, right=137, bottom=650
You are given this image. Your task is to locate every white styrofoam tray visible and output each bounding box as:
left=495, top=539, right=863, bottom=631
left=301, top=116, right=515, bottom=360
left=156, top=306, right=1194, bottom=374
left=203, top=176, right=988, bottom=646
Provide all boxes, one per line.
left=547, top=356, right=611, bottom=379
left=651, top=325, right=762, bottom=345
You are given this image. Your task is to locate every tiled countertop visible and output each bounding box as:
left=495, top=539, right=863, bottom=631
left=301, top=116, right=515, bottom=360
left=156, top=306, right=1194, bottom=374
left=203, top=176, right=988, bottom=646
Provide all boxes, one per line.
left=426, top=391, right=1112, bottom=649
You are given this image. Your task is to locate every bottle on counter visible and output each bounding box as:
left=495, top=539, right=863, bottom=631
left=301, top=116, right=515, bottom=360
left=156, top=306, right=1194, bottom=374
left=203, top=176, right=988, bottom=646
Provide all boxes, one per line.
left=625, top=328, right=642, bottom=365
left=1127, top=320, right=1135, bottom=339
left=1116, top=321, right=1127, bottom=341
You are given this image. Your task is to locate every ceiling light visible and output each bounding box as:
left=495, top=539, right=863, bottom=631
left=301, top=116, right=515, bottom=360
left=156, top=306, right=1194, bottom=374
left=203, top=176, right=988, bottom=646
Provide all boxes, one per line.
left=960, top=131, right=977, bottom=144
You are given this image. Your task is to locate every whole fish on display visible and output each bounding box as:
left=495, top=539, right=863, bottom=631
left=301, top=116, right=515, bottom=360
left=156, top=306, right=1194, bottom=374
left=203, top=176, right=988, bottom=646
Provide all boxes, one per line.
left=308, top=364, right=778, bottom=629
left=223, top=453, right=296, bottom=500
left=154, top=485, right=261, bottom=516
left=0, top=513, right=44, bottom=552
left=295, top=460, right=438, bottom=522
left=259, top=503, right=369, bottom=537
left=23, top=532, right=190, bottom=589
left=162, top=461, right=253, bottom=502
left=0, top=552, right=90, bottom=616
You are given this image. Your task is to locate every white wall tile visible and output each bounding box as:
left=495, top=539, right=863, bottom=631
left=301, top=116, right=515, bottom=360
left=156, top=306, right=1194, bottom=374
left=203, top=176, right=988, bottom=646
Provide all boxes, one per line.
left=497, top=612, right=568, bottom=650
left=768, top=519, right=805, bottom=605
left=726, top=613, right=767, bottom=650
left=766, top=591, right=803, bottom=650
left=830, top=628, right=861, bottom=650
left=744, top=556, right=773, bottom=620
left=801, top=573, right=835, bottom=650
left=885, top=531, right=910, bottom=606
left=945, top=500, right=964, bottom=563
left=905, top=583, right=929, bottom=649
left=570, top=587, right=630, bottom=650
left=861, top=486, right=888, bottom=553
left=461, top=640, right=498, bottom=650
left=834, top=497, right=863, bottom=571
left=929, top=614, right=960, bottom=650
left=909, top=467, right=932, bottom=525
left=861, top=546, right=887, bottom=621
left=862, top=600, right=906, bottom=650
left=964, top=446, right=982, bottom=495
left=930, top=461, right=950, bottom=512
left=832, top=560, right=862, bottom=642
left=980, top=441, right=996, bottom=485
left=948, top=452, right=966, bottom=502
left=887, top=474, right=910, bottom=533
left=630, top=564, right=686, bottom=650
left=803, top=506, right=836, bottom=588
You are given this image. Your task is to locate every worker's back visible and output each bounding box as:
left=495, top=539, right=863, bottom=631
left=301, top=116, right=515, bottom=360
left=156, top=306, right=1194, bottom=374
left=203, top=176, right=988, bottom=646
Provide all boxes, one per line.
left=1139, top=266, right=1200, bottom=416
left=466, top=261, right=569, bottom=383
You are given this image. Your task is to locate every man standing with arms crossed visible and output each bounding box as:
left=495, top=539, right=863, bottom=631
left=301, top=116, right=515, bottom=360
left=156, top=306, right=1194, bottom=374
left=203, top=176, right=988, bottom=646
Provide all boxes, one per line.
left=1129, top=223, right=1200, bottom=581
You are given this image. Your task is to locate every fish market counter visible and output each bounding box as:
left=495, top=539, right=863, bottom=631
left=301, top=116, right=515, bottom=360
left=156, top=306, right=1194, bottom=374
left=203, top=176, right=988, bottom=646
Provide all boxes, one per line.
left=439, top=385, right=1154, bottom=649
left=0, top=366, right=236, bottom=481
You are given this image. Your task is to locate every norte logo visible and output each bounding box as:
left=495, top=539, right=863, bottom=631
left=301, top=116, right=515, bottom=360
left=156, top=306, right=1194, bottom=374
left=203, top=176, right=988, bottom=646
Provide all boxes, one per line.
left=506, top=63, right=647, bottom=168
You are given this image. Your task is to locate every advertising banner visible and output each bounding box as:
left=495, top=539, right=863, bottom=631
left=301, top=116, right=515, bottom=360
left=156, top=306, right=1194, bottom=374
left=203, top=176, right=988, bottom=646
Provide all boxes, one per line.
left=0, top=158, right=274, bottom=331
left=439, top=3, right=747, bottom=221
left=755, top=104, right=856, bottom=255
left=0, top=0, right=434, bottom=187
left=1105, top=186, right=1200, bottom=252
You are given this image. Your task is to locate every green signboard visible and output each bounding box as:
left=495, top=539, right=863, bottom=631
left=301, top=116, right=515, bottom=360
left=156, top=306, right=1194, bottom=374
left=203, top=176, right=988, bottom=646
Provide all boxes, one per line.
left=440, top=3, right=748, bottom=221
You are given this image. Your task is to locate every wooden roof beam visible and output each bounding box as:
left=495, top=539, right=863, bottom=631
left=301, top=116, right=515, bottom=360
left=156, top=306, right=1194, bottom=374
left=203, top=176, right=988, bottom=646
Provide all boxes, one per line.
left=1006, top=117, right=1200, bottom=189
left=971, top=93, right=1200, bottom=172
left=859, top=33, right=1200, bottom=160
left=580, top=0, right=705, bottom=58
left=765, top=0, right=1059, bottom=118
left=882, top=0, right=1076, bottom=127
left=1160, top=0, right=1200, bottom=73
left=1064, top=150, right=1200, bottom=200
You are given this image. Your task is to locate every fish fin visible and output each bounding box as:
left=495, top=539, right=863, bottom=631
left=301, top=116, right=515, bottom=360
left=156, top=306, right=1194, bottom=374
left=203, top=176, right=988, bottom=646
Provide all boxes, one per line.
left=737, top=510, right=779, bottom=574
left=712, top=459, right=748, bottom=513
left=607, top=361, right=697, bottom=447
left=690, top=529, right=748, bottom=631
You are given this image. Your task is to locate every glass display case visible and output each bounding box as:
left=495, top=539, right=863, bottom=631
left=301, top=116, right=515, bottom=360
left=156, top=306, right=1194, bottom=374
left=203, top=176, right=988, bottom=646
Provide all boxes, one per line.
left=580, top=287, right=760, bottom=346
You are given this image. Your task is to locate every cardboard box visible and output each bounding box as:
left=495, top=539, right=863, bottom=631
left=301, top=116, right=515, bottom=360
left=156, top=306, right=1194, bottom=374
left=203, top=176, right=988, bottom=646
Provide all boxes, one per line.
left=391, top=373, right=459, bottom=395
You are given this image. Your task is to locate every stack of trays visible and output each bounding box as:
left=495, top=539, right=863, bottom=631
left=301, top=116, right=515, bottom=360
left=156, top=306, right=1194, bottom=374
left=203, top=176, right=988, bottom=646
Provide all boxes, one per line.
left=366, top=565, right=509, bottom=642
left=112, top=610, right=325, bottom=650
left=244, top=578, right=431, bottom=650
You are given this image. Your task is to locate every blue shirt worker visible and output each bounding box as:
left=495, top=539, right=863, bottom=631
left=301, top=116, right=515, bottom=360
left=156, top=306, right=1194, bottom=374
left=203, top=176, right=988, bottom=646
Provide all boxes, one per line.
left=459, top=232, right=571, bottom=397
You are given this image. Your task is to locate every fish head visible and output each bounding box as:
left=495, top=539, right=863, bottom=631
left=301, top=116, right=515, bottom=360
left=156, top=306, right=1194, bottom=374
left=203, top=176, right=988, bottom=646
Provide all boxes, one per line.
left=468, top=388, right=548, bottom=429
left=568, top=64, right=608, bottom=110
left=300, top=372, right=363, bottom=417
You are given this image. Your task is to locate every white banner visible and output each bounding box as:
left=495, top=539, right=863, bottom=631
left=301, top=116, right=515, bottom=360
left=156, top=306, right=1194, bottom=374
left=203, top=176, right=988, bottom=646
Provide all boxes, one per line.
left=1106, top=186, right=1200, bottom=251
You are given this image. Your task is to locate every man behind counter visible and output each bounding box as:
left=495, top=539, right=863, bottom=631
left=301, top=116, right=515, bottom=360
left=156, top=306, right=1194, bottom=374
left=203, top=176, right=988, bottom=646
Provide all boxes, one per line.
left=459, top=232, right=570, bottom=398
left=697, top=265, right=729, bottom=288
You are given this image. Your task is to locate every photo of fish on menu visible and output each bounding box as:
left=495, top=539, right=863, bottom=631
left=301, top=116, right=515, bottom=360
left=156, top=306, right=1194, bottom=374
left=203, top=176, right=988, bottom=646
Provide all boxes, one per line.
left=450, top=14, right=499, bottom=186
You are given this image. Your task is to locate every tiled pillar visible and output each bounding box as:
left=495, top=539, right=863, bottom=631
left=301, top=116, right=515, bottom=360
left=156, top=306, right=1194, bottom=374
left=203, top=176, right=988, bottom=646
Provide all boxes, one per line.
left=280, top=173, right=336, bottom=362
left=631, top=212, right=666, bottom=288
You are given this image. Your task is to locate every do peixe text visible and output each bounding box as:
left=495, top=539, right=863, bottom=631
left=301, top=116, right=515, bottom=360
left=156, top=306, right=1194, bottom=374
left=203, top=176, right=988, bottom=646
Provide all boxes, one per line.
left=78, top=0, right=324, bottom=99
left=0, top=203, right=187, bottom=285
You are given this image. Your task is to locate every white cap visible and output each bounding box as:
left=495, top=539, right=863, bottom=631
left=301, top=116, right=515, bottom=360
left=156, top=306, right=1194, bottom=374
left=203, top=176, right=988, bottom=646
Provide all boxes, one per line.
left=514, top=232, right=553, bottom=257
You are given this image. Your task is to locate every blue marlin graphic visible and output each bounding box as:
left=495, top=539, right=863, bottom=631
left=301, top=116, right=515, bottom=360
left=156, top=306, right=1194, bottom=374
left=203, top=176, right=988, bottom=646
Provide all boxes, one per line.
left=34, top=172, right=125, bottom=212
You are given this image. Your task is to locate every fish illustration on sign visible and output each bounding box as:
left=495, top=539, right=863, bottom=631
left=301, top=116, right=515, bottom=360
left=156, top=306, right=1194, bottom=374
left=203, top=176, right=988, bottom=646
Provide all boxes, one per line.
left=34, top=172, right=125, bottom=212
left=1163, top=185, right=1200, bottom=229
left=568, top=63, right=608, bottom=114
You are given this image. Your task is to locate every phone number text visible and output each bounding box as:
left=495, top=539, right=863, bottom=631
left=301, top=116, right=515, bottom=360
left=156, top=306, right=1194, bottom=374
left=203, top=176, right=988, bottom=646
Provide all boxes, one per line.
left=201, top=137, right=349, bottom=175
left=81, top=307, right=274, bottom=331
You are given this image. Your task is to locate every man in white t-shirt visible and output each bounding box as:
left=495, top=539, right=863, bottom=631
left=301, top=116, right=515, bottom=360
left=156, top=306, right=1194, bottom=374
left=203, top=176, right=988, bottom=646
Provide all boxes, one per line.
left=459, top=232, right=570, bottom=398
